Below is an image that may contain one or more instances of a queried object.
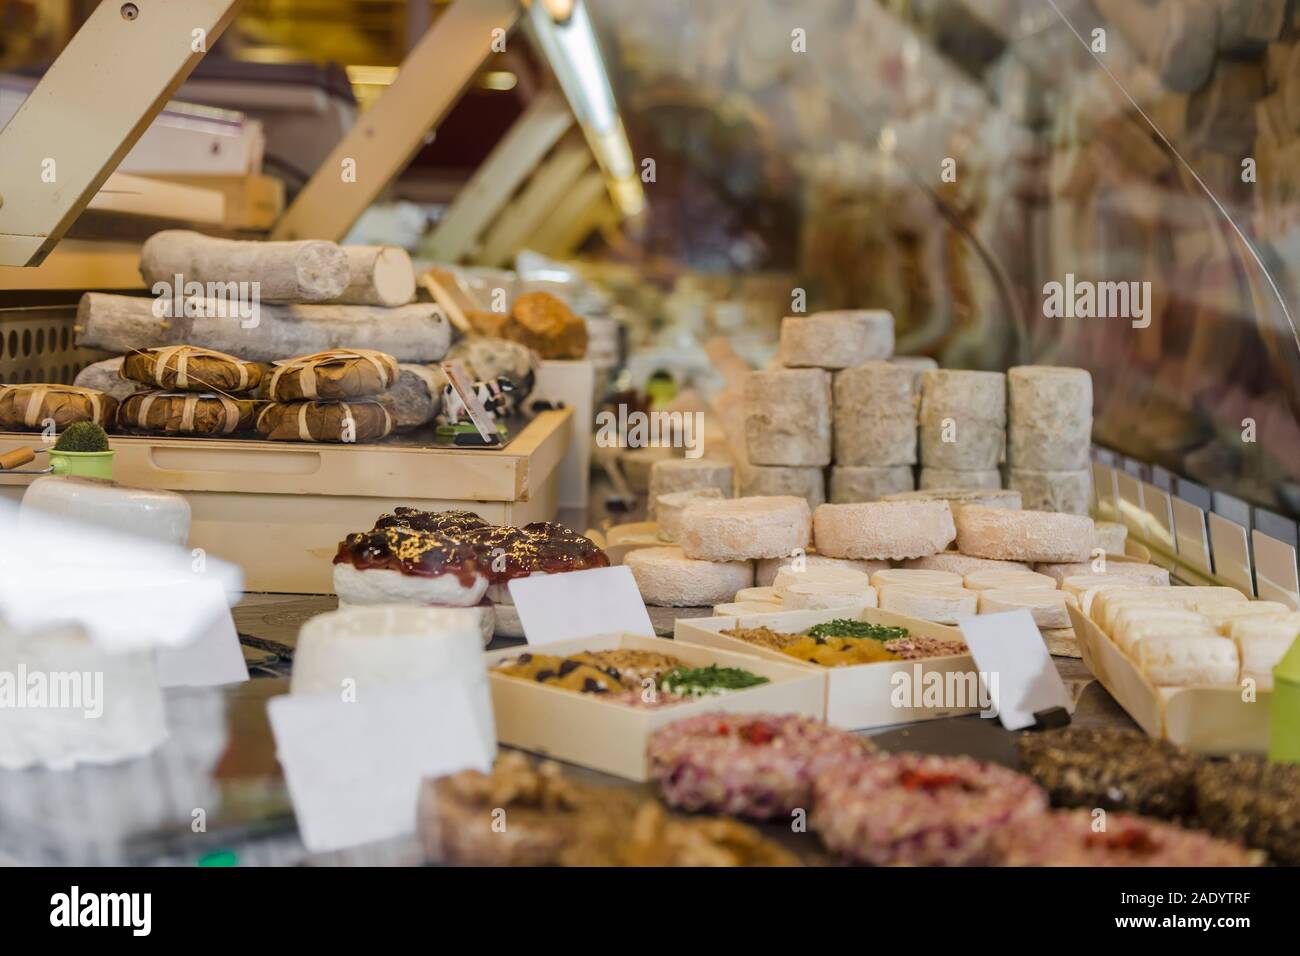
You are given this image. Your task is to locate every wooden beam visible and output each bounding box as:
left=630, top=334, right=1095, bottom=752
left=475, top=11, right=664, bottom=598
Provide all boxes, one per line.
left=476, top=137, right=594, bottom=266
left=87, top=173, right=225, bottom=225
left=0, top=0, right=240, bottom=267
left=424, top=89, right=574, bottom=262
left=553, top=199, right=620, bottom=258
left=0, top=240, right=145, bottom=292
left=271, top=0, right=521, bottom=242
left=520, top=168, right=606, bottom=255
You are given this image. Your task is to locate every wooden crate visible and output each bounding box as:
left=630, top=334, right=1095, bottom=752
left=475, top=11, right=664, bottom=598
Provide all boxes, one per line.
left=0, top=409, right=572, bottom=594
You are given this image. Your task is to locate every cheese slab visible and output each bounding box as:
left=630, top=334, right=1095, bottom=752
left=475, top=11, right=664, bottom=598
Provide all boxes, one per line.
left=955, top=505, right=1093, bottom=563
left=813, top=500, right=956, bottom=560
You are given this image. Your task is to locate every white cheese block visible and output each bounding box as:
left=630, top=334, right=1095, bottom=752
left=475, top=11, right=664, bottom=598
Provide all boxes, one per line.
left=829, top=465, right=914, bottom=503
left=919, top=369, right=1007, bottom=424
left=781, top=581, right=879, bottom=611
left=1037, top=561, right=1170, bottom=586
left=1007, top=425, right=1093, bottom=472
left=813, top=500, right=956, bottom=560
left=713, top=600, right=784, bottom=616
left=1112, top=609, right=1213, bottom=654
left=21, top=475, right=191, bottom=546
left=955, top=505, right=1093, bottom=563
left=1007, top=468, right=1092, bottom=515
left=336, top=599, right=495, bottom=646
left=901, top=551, right=1031, bottom=574
left=832, top=362, right=918, bottom=465
left=773, top=566, right=873, bottom=595
left=1136, top=633, right=1239, bottom=687
left=1092, top=588, right=1189, bottom=630
left=878, top=584, right=978, bottom=625
left=656, top=487, right=726, bottom=543
left=624, top=546, right=754, bottom=607
left=744, top=367, right=832, bottom=466
left=978, top=588, right=1071, bottom=628
left=1060, top=573, right=1167, bottom=599
left=885, top=487, right=1022, bottom=510
left=755, top=554, right=889, bottom=586
left=0, top=623, right=167, bottom=771
left=677, top=495, right=812, bottom=561
left=1198, top=601, right=1291, bottom=633
left=918, top=467, right=1004, bottom=491
left=333, top=562, right=489, bottom=608
left=1093, top=521, right=1128, bottom=555
left=1007, top=365, right=1093, bottom=424
left=964, top=569, right=1058, bottom=591
left=1226, top=612, right=1300, bottom=643
left=647, top=459, right=733, bottom=519
left=735, top=586, right=782, bottom=604
left=777, top=310, right=894, bottom=368
left=1229, top=615, right=1300, bottom=689
left=870, top=568, right=964, bottom=589
left=738, top=465, right=825, bottom=509
left=919, top=419, right=1005, bottom=471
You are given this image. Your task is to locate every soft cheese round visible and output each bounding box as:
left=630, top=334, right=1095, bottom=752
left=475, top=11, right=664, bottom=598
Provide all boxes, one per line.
left=955, top=505, right=1094, bottom=563
left=677, top=495, right=811, bottom=562
left=901, top=551, right=1031, bottom=575
left=777, top=310, right=894, bottom=369
left=963, top=569, right=1057, bottom=592
left=870, top=568, right=963, bottom=590
left=813, top=500, right=956, bottom=560
left=877, top=584, right=978, bottom=625
left=781, top=580, right=878, bottom=611
left=977, top=588, right=1071, bottom=628
left=755, top=554, right=889, bottom=586
left=625, top=546, right=754, bottom=607
left=656, top=487, right=726, bottom=543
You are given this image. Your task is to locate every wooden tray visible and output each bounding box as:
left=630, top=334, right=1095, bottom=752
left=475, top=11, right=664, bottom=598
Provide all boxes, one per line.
left=0, top=409, right=571, bottom=593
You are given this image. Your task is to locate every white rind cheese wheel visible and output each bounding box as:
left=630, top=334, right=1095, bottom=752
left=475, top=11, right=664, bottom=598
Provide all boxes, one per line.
left=813, top=500, right=956, bottom=560
left=919, top=419, right=1004, bottom=471
left=901, top=551, right=1031, bottom=574
left=870, top=568, right=964, bottom=589
left=877, top=584, right=977, bottom=625
left=735, top=586, right=782, bottom=604
left=963, top=570, right=1058, bottom=591
left=1007, top=467, right=1091, bottom=515
left=832, top=362, right=918, bottom=465
left=656, top=487, right=726, bottom=543
left=677, top=495, right=811, bottom=561
left=625, top=546, right=754, bottom=607
left=739, top=464, right=825, bottom=509
left=781, top=580, right=879, bottom=611
left=1036, top=561, right=1170, bottom=587
left=884, top=487, right=1021, bottom=510
left=778, top=310, right=894, bottom=368
left=755, top=554, right=889, bottom=586
left=744, top=367, right=832, bottom=466
left=647, top=459, right=733, bottom=519
left=1136, top=633, right=1238, bottom=687
left=1092, top=521, right=1128, bottom=555
left=920, top=369, right=1007, bottom=423
left=1059, top=572, right=1171, bottom=598
left=773, top=566, right=872, bottom=595
left=713, top=600, right=783, bottom=616
left=954, top=505, right=1094, bottom=563
left=977, top=588, right=1071, bottom=628
left=829, top=465, right=915, bottom=503
left=918, top=467, right=1004, bottom=491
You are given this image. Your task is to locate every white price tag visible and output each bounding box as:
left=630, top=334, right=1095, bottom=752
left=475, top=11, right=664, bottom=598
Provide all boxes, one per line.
left=156, top=607, right=249, bottom=687
left=958, top=609, right=1072, bottom=731
left=509, top=565, right=653, bottom=645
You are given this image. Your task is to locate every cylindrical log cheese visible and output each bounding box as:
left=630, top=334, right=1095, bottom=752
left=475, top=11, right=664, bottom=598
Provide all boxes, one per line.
left=743, top=368, right=831, bottom=466
left=833, top=362, right=919, bottom=466
left=624, top=546, right=753, bottom=607
left=140, top=230, right=348, bottom=302
left=76, top=293, right=451, bottom=363
left=1007, top=467, right=1091, bottom=515
left=73, top=356, right=146, bottom=404
left=885, top=487, right=1021, bottom=510
left=677, top=496, right=812, bottom=562
left=813, top=500, right=956, bottom=560
left=955, top=505, right=1094, bottom=563
left=329, top=245, right=416, bottom=307
left=647, top=458, right=734, bottom=519
left=777, top=310, right=893, bottom=368
left=656, top=488, right=725, bottom=543
left=918, top=467, right=1003, bottom=491
left=829, top=465, right=914, bottom=503
left=739, top=464, right=825, bottom=509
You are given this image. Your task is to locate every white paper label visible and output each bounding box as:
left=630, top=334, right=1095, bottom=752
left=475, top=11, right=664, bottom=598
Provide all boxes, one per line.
left=958, top=609, right=1072, bottom=731
left=508, top=565, right=654, bottom=645
left=269, top=678, right=493, bottom=854
left=156, top=609, right=249, bottom=687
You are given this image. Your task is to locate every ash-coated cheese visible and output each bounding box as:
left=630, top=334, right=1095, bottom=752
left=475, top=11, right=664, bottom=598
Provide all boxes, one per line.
left=647, top=459, right=733, bottom=519
left=963, top=569, right=1057, bottom=591
left=677, top=496, right=812, bottom=562
left=877, top=584, right=977, bottom=625
left=739, top=464, right=825, bottom=509
left=813, top=500, right=956, bottom=560
left=977, top=589, right=1071, bottom=628
left=901, top=551, right=1031, bottom=575
left=1007, top=467, right=1092, bottom=515
left=885, top=486, right=1021, bottom=510
left=781, top=580, right=879, bottom=611
left=829, top=465, right=915, bottom=503
left=625, top=546, right=754, bottom=607
left=656, top=487, right=726, bottom=543
left=870, top=568, right=964, bottom=590
left=755, top=553, right=889, bottom=586
left=954, top=505, right=1094, bottom=563
left=777, top=310, right=894, bottom=368
left=744, top=368, right=832, bottom=466
left=918, top=467, right=1004, bottom=491
left=832, top=362, right=919, bottom=466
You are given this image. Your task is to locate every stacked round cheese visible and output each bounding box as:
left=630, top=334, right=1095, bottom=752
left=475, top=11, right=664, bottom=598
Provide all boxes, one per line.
left=813, top=500, right=956, bottom=560
left=776, top=566, right=878, bottom=612
left=646, top=458, right=733, bottom=519
left=676, top=495, right=811, bottom=562
left=954, top=505, right=1094, bottom=563
left=831, top=361, right=918, bottom=502
left=829, top=465, right=914, bottom=503
left=655, top=487, right=725, bottom=544
left=777, top=311, right=894, bottom=369
left=755, top=553, right=890, bottom=586
left=743, top=368, right=832, bottom=466
left=626, top=546, right=754, bottom=607
left=885, top=487, right=1022, bottom=511
left=738, top=463, right=825, bottom=509
left=917, top=370, right=1006, bottom=490
left=1005, top=366, right=1093, bottom=515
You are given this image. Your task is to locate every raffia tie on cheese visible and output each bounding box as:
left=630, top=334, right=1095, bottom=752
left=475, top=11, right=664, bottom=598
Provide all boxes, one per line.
left=268, top=349, right=397, bottom=400
left=14, top=385, right=104, bottom=428
left=147, top=345, right=255, bottom=392
left=138, top=391, right=243, bottom=435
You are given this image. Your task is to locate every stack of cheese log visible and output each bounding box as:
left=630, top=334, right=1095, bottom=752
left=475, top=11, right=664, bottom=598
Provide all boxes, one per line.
left=1005, top=366, right=1094, bottom=514
left=917, top=369, right=1006, bottom=493
left=74, top=231, right=449, bottom=435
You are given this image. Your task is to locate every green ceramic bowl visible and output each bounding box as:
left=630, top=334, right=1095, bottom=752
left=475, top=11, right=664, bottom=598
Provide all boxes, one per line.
left=48, top=449, right=115, bottom=480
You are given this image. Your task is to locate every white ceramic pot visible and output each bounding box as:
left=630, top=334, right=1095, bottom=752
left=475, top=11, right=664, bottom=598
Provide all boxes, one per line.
left=20, top=475, right=191, bottom=546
